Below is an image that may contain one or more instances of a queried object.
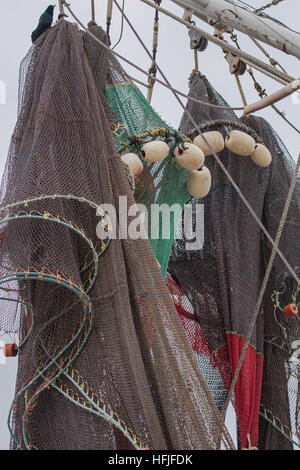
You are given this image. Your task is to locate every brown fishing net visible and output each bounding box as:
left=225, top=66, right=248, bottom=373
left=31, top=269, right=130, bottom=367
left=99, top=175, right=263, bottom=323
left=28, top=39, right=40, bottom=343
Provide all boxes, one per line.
left=168, top=72, right=300, bottom=449
left=87, top=23, right=191, bottom=277
left=0, top=21, right=235, bottom=450
left=241, top=114, right=300, bottom=450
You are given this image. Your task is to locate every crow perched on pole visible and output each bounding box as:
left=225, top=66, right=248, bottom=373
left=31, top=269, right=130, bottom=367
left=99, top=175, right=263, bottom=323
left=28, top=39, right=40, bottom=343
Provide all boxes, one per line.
left=31, top=5, right=55, bottom=43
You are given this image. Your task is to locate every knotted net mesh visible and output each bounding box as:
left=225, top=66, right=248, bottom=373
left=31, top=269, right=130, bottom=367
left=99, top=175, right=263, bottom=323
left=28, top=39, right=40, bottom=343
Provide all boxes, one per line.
left=241, top=114, right=300, bottom=450
left=168, top=72, right=300, bottom=449
left=0, top=21, right=235, bottom=450
left=85, top=23, right=191, bottom=277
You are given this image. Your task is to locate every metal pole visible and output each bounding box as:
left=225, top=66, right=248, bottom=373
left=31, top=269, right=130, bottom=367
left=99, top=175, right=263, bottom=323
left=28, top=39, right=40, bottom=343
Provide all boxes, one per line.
left=139, top=0, right=294, bottom=85
left=59, top=0, right=64, bottom=17
left=107, top=0, right=113, bottom=38
left=244, top=79, right=300, bottom=114
left=171, top=0, right=300, bottom=59
left=91, top=0, right=95, bottom=22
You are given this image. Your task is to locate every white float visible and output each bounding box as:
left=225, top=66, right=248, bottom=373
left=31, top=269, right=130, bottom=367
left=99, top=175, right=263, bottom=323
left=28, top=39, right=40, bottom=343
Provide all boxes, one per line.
left=193, top=131, right=224, bottom=156
left=225, top=130, right=256, bottom=156
left=121, top=153, right=144, bottom=177
left=251, top=143, right=272, bottom=168
left=141, top=141, right=170, bottom=162
left=187, top=166, right=212, bottom=198
left=174, top=143, right=205, bottom=170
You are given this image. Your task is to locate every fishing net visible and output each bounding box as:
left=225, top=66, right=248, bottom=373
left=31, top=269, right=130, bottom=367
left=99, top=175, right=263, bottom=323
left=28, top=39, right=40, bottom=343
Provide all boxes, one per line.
left=83, top=24, right=191, bottom=277
left=240, top=114, right=300, bottom=450
left=167, top=72, right=300, bottom=449
left=0, top=21, right=235, bottom=450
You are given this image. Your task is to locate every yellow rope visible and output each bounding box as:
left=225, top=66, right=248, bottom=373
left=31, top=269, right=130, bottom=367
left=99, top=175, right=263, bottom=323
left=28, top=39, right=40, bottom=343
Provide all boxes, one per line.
left=58, top=0, right=66, bottom=19
left=235, top=75, right=248, bottom=107
left=193, top=49, right=199, bottom=74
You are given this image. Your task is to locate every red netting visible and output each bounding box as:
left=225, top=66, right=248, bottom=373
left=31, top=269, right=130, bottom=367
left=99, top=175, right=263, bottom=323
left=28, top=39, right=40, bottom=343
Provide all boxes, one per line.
left=168, top=72, right=300, bottom=449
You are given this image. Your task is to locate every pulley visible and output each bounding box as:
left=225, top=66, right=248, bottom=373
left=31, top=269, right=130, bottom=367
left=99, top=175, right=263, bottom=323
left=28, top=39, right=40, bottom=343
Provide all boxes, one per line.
left=225, top=52, right=246, bottom=76
left=188, top=28, right=208, bottom=52
left=183, top=9, right=208, bottom=52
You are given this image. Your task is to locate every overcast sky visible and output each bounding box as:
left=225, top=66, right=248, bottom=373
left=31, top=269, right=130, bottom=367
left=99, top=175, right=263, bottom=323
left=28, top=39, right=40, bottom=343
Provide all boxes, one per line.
left=0, top=0, right=299, bottom=450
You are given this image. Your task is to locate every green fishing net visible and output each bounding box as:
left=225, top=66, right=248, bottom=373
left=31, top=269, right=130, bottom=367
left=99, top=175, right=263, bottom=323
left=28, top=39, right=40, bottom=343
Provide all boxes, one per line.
left=101, top=40, right=190, bottom=276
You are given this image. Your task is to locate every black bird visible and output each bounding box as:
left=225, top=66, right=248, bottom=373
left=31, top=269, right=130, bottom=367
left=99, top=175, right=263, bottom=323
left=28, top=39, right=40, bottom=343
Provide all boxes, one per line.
left=31, top=5, right=55, bottom=43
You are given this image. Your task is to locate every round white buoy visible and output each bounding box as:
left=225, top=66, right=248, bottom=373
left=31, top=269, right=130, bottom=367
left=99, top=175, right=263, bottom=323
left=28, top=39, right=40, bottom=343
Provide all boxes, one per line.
left=187, top=166, right=211, bottom=198
left=121, top=153, right=144, bottom=177
left=193, top=131, right=224, bottom=156
left=174, top=143, right=205, bottom=170
left=251, top=143, right=272, bottom=168
left=141, top=140, right=170, bottom=162
left=225, top=130, right=256, bottom=156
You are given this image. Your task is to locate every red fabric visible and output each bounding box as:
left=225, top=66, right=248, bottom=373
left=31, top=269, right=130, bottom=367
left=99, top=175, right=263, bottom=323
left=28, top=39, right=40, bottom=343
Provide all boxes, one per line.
left=226, top=333, right=263, bottom=449
left=166, top=274, right=233, bottom=392
left=166, top=274, right=211, bottom=357
left=166, top=274, right=264, bottom=449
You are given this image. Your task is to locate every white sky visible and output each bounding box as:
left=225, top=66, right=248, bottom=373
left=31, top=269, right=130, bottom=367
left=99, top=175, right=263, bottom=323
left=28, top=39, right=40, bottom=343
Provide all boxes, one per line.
left=0, top=0, right=299, bottom=450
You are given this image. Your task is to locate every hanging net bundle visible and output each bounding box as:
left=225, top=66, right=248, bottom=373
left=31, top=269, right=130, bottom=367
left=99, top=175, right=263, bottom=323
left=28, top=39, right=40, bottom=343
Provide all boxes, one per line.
left=240, top=113, right=300, bottom=450
left=83, top=24, right=191, bottom=277
left=0, top=21, right=235, bottom=450
left=167, top=72, right=300, bottom=449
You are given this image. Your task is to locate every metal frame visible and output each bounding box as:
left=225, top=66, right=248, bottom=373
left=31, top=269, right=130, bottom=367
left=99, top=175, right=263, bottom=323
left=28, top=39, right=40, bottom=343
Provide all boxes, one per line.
left=171, top=0, right=300, bottom=58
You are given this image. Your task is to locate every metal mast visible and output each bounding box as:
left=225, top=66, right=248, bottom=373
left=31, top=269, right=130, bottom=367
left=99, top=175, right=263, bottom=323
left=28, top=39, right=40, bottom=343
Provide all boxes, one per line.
left=171, top=0, right=300, bottom=58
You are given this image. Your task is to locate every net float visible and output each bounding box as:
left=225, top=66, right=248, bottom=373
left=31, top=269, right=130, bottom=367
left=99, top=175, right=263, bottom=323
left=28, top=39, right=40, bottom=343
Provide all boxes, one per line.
left=4, top=343, right=18, bottom=357
left=174, top=143, right=205, bottom=170
left=121, top=153, right=144, bottom=177
left=187, top=166, right=211, bottom=198
left=284, top=303, right=299, bottom=318
left=225, top=130, right=256, bottom=156
left=141, top=140, right=170, bottom=162
left=193, top=131, right=224, bottom=156
left=251, top=143, right=272, bottom=168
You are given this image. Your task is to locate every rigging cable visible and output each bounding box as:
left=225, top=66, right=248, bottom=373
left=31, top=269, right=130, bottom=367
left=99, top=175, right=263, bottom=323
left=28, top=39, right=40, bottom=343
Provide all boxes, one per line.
left=111, top=0, right=300, bottom=448
left=147, top=0, right=162, bottom=103
left=137, top=0, right=294, bottom=85
left=110, top=0, right=300, bottom=270
left=108, top=0, right=300, bottom=447
left=112, top=0, right=300, bottom=302
left=61, top=4, right=244, bottom=110
left=230, top=32, right=300, bottom=134
left=112, top=0, right=125, bottom=50
left=61, top=0, right=300, bottom=286
left=63, top=1, right=239, bottom=450
left=63, top=0, right=300, bottom=450
left=220, top=149, right=300, bottom=446
left=249, top=36, right=287, bottom=74
left=232, top=0, right=298, bottom=35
